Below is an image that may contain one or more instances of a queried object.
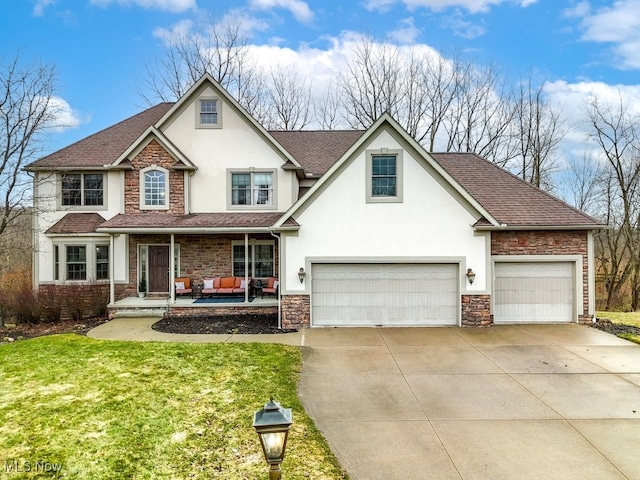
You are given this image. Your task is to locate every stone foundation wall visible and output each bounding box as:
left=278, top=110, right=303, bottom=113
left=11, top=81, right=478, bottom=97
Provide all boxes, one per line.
left=281, top=295, right=310, bottom=329
left=39, top=283, right=109, bottom=321
left=461, top=294, right=492, bottom=327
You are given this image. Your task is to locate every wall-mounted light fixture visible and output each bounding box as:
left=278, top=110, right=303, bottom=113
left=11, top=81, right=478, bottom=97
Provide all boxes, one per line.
left=298, top=267, right=306, bottom=284
left=466, top=268, right=476, bottom=285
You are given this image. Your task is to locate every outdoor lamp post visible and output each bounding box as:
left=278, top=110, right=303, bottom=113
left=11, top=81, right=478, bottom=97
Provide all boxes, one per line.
left=253, top=398, right=293, bottom=480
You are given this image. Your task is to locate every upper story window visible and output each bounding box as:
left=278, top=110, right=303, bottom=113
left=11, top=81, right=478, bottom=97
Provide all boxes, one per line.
left=61, top=173, right=104, bottom=207
left=140, top=166, right=169, bottom=210
left=229, top=171, right=275, bottom=208
left=197, top=97, right=221, bottom=128
left=366, top=149, right=403, bottom=203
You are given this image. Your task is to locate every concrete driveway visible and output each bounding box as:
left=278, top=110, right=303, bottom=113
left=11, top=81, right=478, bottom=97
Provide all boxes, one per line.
left=297, top=324, right=640, bottom=480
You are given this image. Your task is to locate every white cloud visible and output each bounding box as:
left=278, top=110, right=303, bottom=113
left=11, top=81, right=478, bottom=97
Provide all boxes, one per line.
left=544, top=80, right=640, bottom=166
left=441, top=10, right=486, bottom=38
left=364, top=0, right=537, bottom=13
left=249, top=0, right=314, bottom=23
left=574, top=0, right=640, bottom=69
left=32, top=0, right=56, bottom=16
left=89, top=0, right=196, bottom=13
left=47, top=96, right=85, bottom=132
left=388, top=17, right=421, bottom=43
left=562, top=1, right=590, bottom=18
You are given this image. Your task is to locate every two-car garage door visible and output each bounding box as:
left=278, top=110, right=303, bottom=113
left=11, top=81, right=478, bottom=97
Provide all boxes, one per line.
left=312, top=263, right=459, bottom=326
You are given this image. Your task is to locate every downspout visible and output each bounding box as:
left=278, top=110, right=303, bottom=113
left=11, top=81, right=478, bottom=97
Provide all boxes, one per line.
left=270, top=230, right=282, bottom=329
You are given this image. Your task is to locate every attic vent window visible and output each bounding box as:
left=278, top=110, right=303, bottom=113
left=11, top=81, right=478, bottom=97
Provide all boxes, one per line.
left=197, top=97, right=221, bottom=128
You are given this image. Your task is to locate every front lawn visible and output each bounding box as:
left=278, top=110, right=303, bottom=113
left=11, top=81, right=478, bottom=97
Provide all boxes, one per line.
left=597, top=311, right=640, bottom=344
left=0, top=335, right=347, bottom=479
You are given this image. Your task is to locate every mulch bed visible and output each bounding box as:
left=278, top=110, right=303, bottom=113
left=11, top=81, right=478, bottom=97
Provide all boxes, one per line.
left=0, top=316, right=109, bottom=342
left=591, top=318, right=640, bottom=336
left=152, top=313, right=297, bottom=335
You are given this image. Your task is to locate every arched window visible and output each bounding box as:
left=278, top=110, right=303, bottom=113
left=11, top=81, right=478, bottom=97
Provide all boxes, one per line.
left=140, top=167, right=168, bottom=209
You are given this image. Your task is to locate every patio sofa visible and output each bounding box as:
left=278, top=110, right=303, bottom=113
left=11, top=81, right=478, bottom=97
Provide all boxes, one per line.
left=201, top=276, right=251, bottom=296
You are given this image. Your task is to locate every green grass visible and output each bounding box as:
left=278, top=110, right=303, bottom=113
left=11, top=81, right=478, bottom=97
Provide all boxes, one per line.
left=597, top=311, right=640, bottom=344
left=0, top=335, right=348, bottom=479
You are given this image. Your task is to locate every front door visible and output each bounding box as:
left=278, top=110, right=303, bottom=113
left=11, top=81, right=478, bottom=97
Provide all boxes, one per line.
left=148, top=245, right=170, bottom=293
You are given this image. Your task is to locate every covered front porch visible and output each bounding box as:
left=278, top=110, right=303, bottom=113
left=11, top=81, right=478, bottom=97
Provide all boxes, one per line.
left=96, top=211, right=289, bottom=323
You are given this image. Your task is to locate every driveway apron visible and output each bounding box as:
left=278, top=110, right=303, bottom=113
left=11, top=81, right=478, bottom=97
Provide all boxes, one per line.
left=297, top=324, right=640, bottom=480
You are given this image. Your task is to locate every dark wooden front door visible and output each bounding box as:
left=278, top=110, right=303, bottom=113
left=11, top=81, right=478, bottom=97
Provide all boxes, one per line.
left=148, top=245, right=170, bottom=293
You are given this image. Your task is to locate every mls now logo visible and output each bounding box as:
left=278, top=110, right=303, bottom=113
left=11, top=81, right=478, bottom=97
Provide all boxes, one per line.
left=4, top=459, right=63, bottom=474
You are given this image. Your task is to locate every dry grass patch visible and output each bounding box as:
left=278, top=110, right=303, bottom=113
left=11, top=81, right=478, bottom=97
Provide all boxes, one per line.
left=0, top=335, right=347, bottom=479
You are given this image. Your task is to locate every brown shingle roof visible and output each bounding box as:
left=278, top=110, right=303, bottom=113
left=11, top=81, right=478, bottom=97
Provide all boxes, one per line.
left=27, top=103, right=174, bottom=170
left=430, top=152, right=601, bottom=227
left=46, top=213, right=106, bottom=234
left=98, top=212, right=293, bottom=230
left=269, top=130, right=364, bottom=177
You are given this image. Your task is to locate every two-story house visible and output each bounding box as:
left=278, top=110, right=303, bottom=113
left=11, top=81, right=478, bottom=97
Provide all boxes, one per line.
left=27, top=74, right=604, bottom=328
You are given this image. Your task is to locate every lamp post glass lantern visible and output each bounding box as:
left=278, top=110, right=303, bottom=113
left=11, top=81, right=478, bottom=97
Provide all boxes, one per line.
left=253, top=398, right=292, bottom=480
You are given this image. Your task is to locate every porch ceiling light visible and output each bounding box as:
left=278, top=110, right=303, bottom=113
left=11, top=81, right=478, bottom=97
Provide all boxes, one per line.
left=466, top=268, right=476, bottom=285
left=298, top=267, right=306, bottom=284
left=253, top=398, right=293, bottom=480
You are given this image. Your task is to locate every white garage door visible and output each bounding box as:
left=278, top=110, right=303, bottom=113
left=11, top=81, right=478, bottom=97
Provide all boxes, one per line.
left=494, top=262, right=574, bottom=323
left=312, top=263, right=459, bottom=326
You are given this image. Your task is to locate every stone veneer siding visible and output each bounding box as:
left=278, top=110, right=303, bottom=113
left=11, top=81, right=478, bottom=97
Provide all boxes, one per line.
left=461, top=294, right=491, bottom=327
left=124, top=139, right=185, bottom=214
left=281, top=295, right=310, bottom=329
left=491, top=230, right=591, bottom=324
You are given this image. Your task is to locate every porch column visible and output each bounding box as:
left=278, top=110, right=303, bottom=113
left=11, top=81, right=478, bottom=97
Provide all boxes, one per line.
left=244, top=233, right=249, bottom=303
left=170, top=234, right=175, bottom=303
left=109, top=234, right=115, bottom=305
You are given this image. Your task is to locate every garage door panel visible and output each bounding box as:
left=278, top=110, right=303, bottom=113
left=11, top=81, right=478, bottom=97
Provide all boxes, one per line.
left=494, top=262, right=574, bottom=324
left=312, top=263, right=458, bottom=326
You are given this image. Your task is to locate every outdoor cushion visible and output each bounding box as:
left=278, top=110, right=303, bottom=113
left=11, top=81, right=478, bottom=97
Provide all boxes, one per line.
left=213, top=277, right=221, bottom=288
left=175, top=281, right=185, bottom=290
left=203, top=278, right=214, bottom=290
left=220, top=277, right=235, bottom=288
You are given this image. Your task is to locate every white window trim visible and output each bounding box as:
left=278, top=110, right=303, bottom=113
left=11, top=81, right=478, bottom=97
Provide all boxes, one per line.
left=231, top=240, right=275, bottom=278
left=366, top=148, right=403, bottom=203
left=58, top=172, right=107, bottom=211
left=140, top=166, right=169, bottom=211
left=227, top=169, right=277, bottom=210
left=52, top=240, right=110, bottom=283
left=196, top=96, right=222, bottom=129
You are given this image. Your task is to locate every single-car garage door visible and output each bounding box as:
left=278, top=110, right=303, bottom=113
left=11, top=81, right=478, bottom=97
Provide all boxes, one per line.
left=494, top=262, right=574, bottom=323
left=312, top=263, right=459, bottom=326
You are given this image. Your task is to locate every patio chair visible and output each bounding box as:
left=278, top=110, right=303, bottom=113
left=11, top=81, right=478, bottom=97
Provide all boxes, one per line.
left=262, top=277, right=279, bottom=298
left=174, top=277, right=193, bottom=298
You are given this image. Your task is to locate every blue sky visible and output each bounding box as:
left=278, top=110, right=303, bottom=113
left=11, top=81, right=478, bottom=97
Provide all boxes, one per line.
left=3, top=0, right=640, bottom=156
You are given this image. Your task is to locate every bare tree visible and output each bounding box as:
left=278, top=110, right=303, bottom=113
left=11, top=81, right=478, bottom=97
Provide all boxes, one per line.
left=139, top=12, right=266, bottom=117
left=444, top=62, right=516, bottom=166
left=584, top=92, right=640, bottom=310
left=264, top=65, right=313, bottom=130
left=314, top=84, right=343, bottom=129
left=337, top=37, right=403, bottom=129
left=0, top=52, right=60, bottom=237
left=560, top=151, right=603, bottom=214
left=512, top=76, right=566, bottom=188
